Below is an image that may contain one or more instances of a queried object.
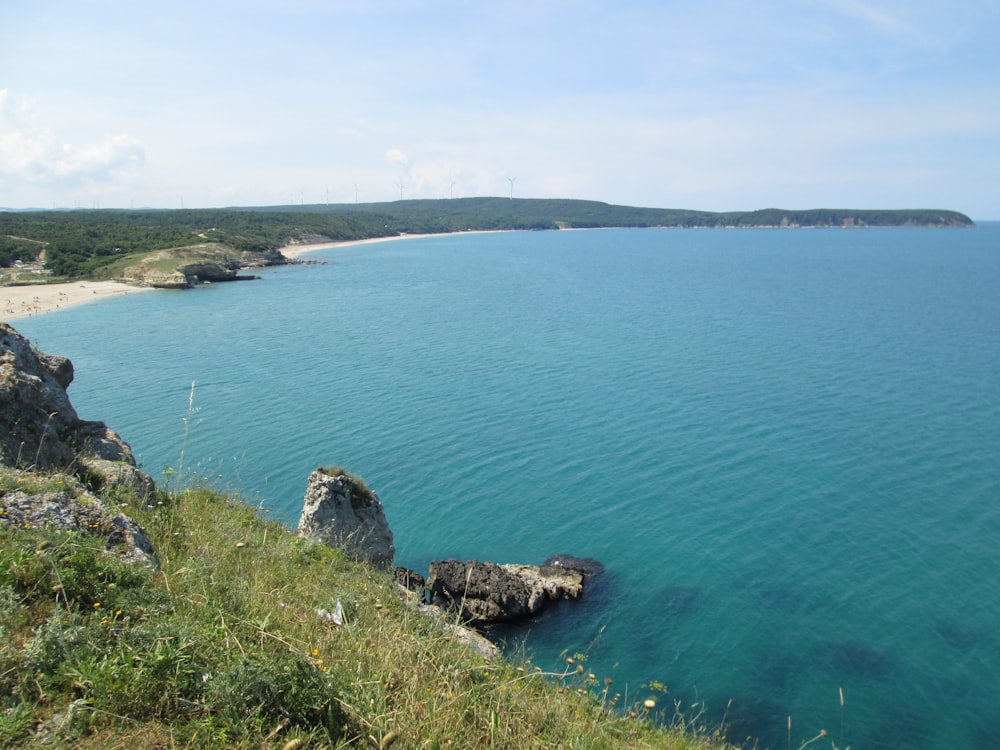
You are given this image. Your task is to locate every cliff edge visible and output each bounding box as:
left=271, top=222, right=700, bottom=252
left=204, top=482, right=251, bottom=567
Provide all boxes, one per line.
left=0, top=323, right=154, bottom=503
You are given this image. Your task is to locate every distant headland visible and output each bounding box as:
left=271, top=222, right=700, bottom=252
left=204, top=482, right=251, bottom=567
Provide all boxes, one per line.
left=0, top=198, right=975, bottom=299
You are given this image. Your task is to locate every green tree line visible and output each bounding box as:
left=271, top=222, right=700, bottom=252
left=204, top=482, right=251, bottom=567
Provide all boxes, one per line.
left=0, top=200, right=974, bottom=281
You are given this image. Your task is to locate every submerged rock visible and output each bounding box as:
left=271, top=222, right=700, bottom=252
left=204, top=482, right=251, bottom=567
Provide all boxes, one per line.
left=297, top=468, right=395, bottom=570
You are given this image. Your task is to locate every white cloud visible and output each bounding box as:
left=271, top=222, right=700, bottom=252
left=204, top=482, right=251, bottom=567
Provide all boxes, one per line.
left=53, top=134, right=144, bottom=180
left=0, top=89, right=144, bottom=189
left=385, top=147, right=408, bottom=166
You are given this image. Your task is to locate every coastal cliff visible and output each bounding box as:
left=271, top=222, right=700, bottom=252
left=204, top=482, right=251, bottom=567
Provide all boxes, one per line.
left=116, top=244, right=277, bottom=288
left=0, top=322, right=154, bottom=502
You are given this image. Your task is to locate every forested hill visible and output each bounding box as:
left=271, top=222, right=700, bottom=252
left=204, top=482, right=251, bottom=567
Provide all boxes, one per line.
left=0, top=198, right=974, bottom=280
left=298, top=197, right=974, bottom=232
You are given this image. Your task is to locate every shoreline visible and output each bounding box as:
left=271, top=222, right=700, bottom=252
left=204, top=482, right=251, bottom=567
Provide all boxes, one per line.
left=278, top=230, right=505, bottom=259
left=0, top=231, right=502, bottom=321
left=1, top=281, right=153, bottom=322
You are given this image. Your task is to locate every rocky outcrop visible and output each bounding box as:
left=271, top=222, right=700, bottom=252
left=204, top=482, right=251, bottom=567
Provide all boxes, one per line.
left=426, top=559, right=585, bottom=624
left=117, top=244, right=275, bottom=289
left=0, top=324, right=158, bottom=567
left=297, top=468, right=395, bottom=570
left=120, top=262, right=258, bottom=289
left=0, top=471, right=159, bottom=569
left=395, top=566, right=426, bottom=592
left=0, top=323, right=155, bottom=505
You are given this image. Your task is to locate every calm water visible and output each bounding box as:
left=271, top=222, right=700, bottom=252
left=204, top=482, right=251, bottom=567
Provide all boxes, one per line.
left=16, top=226, right=1000, bottom=749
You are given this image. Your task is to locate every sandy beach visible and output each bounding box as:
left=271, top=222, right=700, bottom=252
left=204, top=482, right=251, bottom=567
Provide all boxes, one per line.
left=1, top=231, right=495, bottom=322
left=278, top=231, right=470, bottom=259
left=1, top=281, right=152, bottom=322
left=0, top=236, right=416, bottom=323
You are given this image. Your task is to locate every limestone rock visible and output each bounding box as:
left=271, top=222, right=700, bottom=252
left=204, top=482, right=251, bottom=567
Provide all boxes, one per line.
left=0, top=473, right=158, bottom=569
left=120, top=268, right=190, bottom=289
left=297, top=469, right=395, bottom=570
left=0, top=324, right=154, bottom=499
left=506, top=563, right=586, bottom=603
left=426, top=559, right=585, bottom=624
left=83, top=458, right=157, bottom=507
left=118, top=245, right=277, bottom=288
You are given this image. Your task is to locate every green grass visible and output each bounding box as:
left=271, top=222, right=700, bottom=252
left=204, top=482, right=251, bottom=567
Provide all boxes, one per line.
left=0, top=468, right=744, bottom=749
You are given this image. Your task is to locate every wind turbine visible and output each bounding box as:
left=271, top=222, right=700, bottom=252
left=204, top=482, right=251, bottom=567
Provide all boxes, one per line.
left=354, top=182, right=360, bottom=203
left=506, top=175, right=518, bottom=200
left=395, top=178, right=406, bottom=201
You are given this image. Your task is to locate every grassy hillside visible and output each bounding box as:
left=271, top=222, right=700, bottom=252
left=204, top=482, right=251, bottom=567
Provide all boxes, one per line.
left=0, top=466, right=740, bottom=749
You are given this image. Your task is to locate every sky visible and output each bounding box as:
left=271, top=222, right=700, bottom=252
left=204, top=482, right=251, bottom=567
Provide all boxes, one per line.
left=1, top=0, right=998, bottom=218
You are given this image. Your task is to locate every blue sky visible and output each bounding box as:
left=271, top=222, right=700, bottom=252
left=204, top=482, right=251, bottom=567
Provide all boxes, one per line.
left=2, top=0, right=998, bottom=217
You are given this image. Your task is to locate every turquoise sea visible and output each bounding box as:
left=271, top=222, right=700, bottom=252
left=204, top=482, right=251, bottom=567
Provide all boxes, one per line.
left=15, top=226, right=1000, bottom=749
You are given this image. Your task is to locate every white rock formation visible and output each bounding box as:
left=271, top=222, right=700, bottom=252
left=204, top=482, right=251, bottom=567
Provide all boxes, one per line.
left=297, top=469, right=395, bottom=570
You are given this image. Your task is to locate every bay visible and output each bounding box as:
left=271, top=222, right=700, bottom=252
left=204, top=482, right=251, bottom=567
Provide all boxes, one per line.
left=15, top=226, right=1000, bottom=749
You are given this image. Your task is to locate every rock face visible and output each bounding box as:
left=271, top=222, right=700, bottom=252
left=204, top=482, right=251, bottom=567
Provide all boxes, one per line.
left=0, top=324, right=155, bottom=504
left=0, top=324, right=158, bottom=567
left=426, top=559, right=585, bottom=624
left=297, top=468, right=395, bottom=570
left=121, top=263, right=259, bottom=289
left=0, top=474, right=159, bottom=569
left=118, top=245, right=282, bottom=289
left=395, top=566, right=426, bottom=592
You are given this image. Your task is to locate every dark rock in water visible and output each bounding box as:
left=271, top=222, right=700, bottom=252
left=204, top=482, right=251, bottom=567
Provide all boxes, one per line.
left=754, top=648, right=802, bottom=693
left=426, top=559, right=584, bottom=624
left=822, top=640, right=895, bottom=679
left=657, top=585, right=702, bottom=617
left=394, top=566, right=425, bottom=592
left=930, top=620, right=983, bottom=649
left=867, top=703, right=929, bottom=750
left=427, top=560, right=533, bottom=623
left=742, top=579, right=806, bottom=614
left=970, top=712, right=1000, bottom=750
left=542, top=554, right=605, bottom=576
left=719, top=695, right=787, bottom=750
